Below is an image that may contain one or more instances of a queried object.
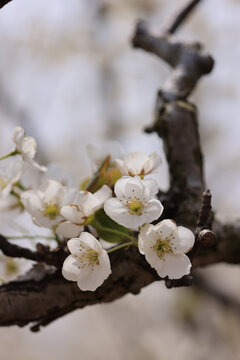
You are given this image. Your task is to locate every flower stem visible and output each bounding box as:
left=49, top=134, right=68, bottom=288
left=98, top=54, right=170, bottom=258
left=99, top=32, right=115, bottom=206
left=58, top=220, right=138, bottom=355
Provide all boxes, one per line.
left=107, top=241, right=138, bottom=254
left=6, top=235, right=55, bottom=241
left=0, top=150, right=19, bottom=161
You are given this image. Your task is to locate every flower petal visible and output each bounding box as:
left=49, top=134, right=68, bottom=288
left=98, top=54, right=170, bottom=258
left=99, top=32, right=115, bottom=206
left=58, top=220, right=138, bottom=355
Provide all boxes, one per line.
left=156, top=253, right=192, bottom=279
left=56, top=221, right=83, bottom=239
left=62, top=254, right=82, bottom=281
left=93, top=185, right=112, bottom=207
left=154, top=219, right=178, bottom=240
left=141, top=199, right=163, bottom=223
left=172, top=226, right=195, bottom=254
left=13, top=126, right=25, bottom=145
left=148, top=152, right=162, bottom=172
left=124, top=151, right=149, bottom=175
left=79, top=232, right=102, bottom=252
left=114, top=176, right=131, bottom=200
left=20, top=136, right=37, bottom=159
left=60, top=205, right=84, bottom=223
left=104, top=197, right=135, bottom=228
left=77, top=250, right=111, bottom=291
left=41, top=180, right=65, bottom=204
left=142, top=178, right=159, bottom=200
left=138, top=224, right=157, bottom=254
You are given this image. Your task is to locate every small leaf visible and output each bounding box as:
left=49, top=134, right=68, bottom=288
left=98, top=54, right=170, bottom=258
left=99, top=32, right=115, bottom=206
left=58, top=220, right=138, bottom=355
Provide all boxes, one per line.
left=93, top=209, right=132, bottom=243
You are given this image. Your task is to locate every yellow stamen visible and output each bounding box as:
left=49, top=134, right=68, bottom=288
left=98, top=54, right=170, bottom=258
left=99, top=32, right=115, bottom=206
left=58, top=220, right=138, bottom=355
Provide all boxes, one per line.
left=43, top=204, right=60, bottom=220
left=153, top=239, right=173, bottom=259
left=127, top=201, right=144, bottom=215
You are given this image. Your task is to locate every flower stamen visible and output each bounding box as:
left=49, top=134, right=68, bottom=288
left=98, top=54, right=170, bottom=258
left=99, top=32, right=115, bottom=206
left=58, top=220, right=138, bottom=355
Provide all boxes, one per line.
left=43, top=203, right=60, bottom=220
left=153, top=239, right=173, bottom=259
left=127, top=200, right=144, bottom=215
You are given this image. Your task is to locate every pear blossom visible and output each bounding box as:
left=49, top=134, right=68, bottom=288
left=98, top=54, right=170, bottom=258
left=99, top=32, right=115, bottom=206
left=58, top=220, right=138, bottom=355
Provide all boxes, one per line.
left=13, top=126, right=46, bottom=171
left=0, top=156, right=23, bottom=198
left=138, top=219, right=195, bottom=279
left=104, top=176, right=163, bottom=230
left=21, top=179, right=77, bottom=229
left=62, top=232, right=111, bottom=291
left=115, top=151, right=161, bottom=178
left=56, top=185, right=112, bottom=238
left=87, top=141, right=123, bottom=171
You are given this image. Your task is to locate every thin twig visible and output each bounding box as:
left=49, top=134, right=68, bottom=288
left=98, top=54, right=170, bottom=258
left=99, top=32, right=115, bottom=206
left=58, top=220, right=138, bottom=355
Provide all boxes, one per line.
left=165, top=0, right=203, bottom=34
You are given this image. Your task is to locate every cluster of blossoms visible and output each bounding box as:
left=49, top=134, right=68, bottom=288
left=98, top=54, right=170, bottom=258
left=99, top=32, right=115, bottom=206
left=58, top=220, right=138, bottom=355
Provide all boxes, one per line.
left=0, top=127, right=195, bottom=291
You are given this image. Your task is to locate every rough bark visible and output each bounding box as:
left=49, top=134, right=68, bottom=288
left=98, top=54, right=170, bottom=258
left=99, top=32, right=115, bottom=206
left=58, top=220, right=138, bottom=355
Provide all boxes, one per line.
left=0, top=0, right=239, bottom=331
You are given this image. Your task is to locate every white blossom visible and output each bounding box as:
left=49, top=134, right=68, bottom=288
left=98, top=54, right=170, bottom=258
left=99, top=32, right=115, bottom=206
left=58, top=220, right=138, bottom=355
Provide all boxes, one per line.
left=62, top=232, right=111, bottom=291
left=21, top=179, right=77, bottom=229
left=116, top=151, right=161, bottom=178
left=56, top=185, right=112, bottom=238
left=0, top=156, right=23, bottom=198
left=138, top=219, right=195, bottom=279
left=104, top=176, right=163, bottom=230
left=13, top=126, right=46, bottom=171
left=87, top=141, right=123, bottom=171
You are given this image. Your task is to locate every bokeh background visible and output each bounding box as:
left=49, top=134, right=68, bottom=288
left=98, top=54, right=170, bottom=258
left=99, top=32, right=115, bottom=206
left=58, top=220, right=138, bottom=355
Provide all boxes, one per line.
left=0, top=0, right=240, bottom=359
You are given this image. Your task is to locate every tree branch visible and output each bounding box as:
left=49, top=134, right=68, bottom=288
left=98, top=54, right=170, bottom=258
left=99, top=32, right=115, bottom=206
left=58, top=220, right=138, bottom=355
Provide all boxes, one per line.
left=0, top=0, right=12, bottom=9
left=165, top=0, right=203, bottom=35
left=0, top=235, right=66, bottom=268
left=0, top=0, right=238, bottom=331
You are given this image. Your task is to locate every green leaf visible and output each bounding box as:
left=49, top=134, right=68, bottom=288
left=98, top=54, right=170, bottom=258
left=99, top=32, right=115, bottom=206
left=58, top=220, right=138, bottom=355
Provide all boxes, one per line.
left=92, top=209, right=133, bottom=243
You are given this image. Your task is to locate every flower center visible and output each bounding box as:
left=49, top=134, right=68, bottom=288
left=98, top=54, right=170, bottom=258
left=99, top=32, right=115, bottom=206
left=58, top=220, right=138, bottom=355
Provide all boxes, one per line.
left=153, top=239, right=173, bottom=259
left=43, top=204, right=60, bottom=219
left=0, top=178, right=8, bottom=191
left=77, top=249, right=99, bottom=266
left=127, top=200, right=144, bottom=215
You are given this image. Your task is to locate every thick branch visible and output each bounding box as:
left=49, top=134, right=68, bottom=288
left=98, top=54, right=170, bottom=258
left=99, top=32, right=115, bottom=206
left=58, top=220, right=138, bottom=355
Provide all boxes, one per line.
left=0, top=1, right=237, bottom=331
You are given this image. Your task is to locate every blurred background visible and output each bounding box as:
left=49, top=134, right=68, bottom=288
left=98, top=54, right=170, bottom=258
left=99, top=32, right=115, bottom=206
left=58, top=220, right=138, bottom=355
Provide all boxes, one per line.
left=0, top=0, right=240, bottom=359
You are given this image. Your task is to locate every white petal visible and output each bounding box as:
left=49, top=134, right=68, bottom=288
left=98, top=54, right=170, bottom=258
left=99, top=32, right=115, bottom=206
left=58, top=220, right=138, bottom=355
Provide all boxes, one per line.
left=67, top=237, right=86, bottom=255
left=154, top=219, right=178, bottom=240
left=60, top=205, right=84, bottom=223
left=93, top=185, right=112, bottom=207
left=62, top=254, right=81, bottom=281
left=172, top=226, right=195, bottom=254
left=142, top=178, right=159, bottom=199
left=79, top=232, right=102, bottom=252
left=115, top=159, right=128, bottom=176
left=141, top=199, right=163, bottom=223
left=148, top=152, right=162, bottom=172
left=41, top=180, right=65, bottom=204
left=114, top=176, right=131, bottom=200
left=13, top=126, right=25, bottom=145
left=77, top=250, right=111, bottom=291
left=20, top=136, right=37, bottom=159
left=124, top=176, right=146, bottom=202
left=104, top=198, right=130, bottom=227
left=138, top=224, right=156, bottom=254
left=21, top=190, right=43, bottom=213
left=156, top=253, right=192, bottom=279
left=82, top=192, right=100, bottom=216
left=56, top=221, right=83, bottom=239
left=124, top=151, right=149, bottom=175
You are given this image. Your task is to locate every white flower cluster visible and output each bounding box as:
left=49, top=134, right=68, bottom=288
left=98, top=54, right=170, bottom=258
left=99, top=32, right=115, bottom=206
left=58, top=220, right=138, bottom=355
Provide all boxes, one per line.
left=0, top=127, right=195, bottom=292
